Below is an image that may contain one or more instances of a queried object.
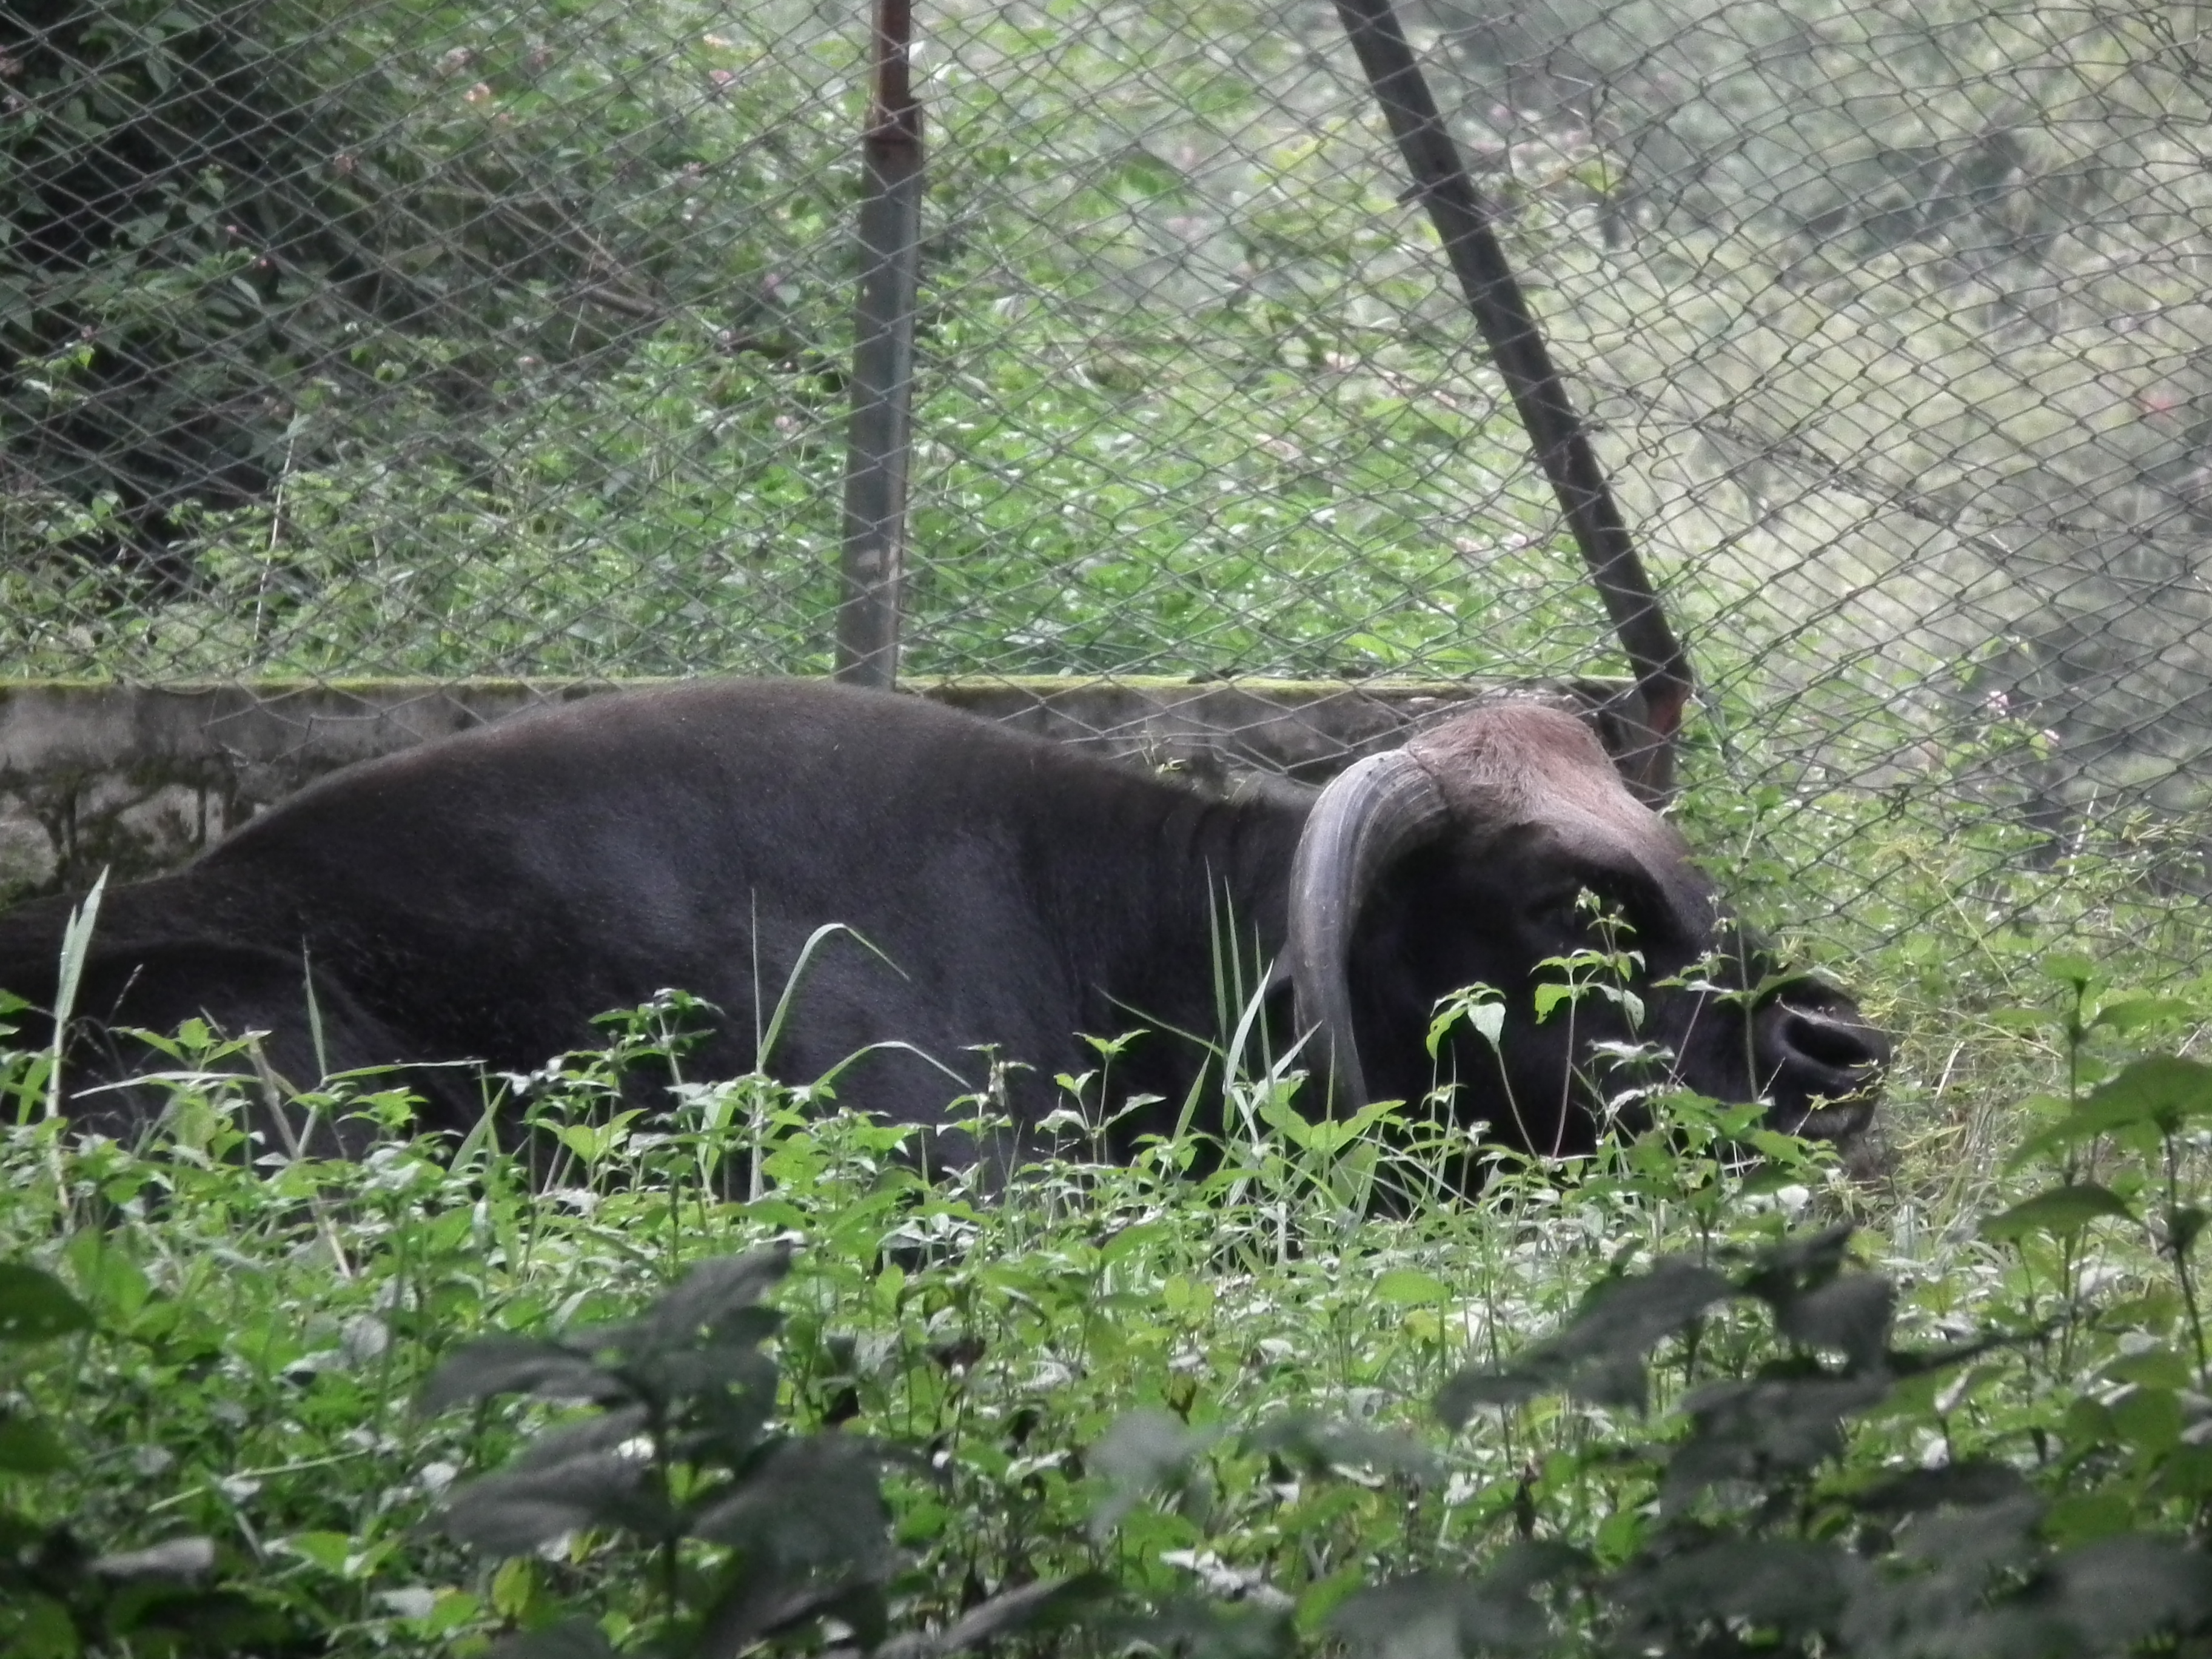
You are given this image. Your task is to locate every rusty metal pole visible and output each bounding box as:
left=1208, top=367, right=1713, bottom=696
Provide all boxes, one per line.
left=834, top=0, right=924, bottom=687
left=1332, top=0, right=1693, bottom=802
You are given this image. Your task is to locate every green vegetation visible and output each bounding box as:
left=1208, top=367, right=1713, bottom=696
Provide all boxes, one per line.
left=1, top=0, right=1594, bottom=685
left=4, top=912, right=2210, bottom=1656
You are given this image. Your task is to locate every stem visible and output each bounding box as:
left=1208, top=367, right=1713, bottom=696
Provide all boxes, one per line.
left=2163, top=1129, right=2209, bottom=1379
left=2054, top=980, right=2088, bottom=1377
left=652, top=1404, right=681, bottom=1627
left=749, top=1079, right=768, bottom=1206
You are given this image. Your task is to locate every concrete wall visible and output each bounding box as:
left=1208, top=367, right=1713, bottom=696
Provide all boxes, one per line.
left=0, top=675, right=1643, bottom=900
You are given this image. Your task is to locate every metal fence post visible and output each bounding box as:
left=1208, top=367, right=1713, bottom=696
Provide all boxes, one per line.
left=834, top=0, right=925, bottom=688
left=1332, top=0, right=1694, bottom=802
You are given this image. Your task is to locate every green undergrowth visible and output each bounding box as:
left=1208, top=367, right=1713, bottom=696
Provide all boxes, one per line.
left=1, top=957, right=2210, bottom=1658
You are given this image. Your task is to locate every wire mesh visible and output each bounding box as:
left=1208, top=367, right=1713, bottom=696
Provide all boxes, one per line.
left=5, top=0, right=2212, bottom=965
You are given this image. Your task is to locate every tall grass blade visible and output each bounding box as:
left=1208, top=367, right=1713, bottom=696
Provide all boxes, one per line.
left=43, top=867, right=107, bottom=1122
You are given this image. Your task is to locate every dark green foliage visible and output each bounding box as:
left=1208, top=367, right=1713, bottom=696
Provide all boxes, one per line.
left=0, top=1261, right=94, bottom=1344
left=1, top=0, right=862, bottom=674
left=1329, top=1547, right=1592, bottom=1658
left=1329, top=1230, right=2212, bottom=1658
left=414, top=1245, right=1093, bottom=1659
left=1, top=0, right=1604, bottom=685
left=1436, top=1256, right=1737, bottom=1419
left=418, top=1247, right=877, bottom=1652
left=1, top=0, right=326, bottom=566
left=0, top=1261, right=290, bottom=1655
left=1, top=953, right=2209, bottom=1658
left=1982, top=1184, right=2137, bottom=1243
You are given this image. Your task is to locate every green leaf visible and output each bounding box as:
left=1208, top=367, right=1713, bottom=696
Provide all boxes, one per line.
left=1257, top=1097, right=1318, bottom=1151
left=2041, top=1488, right=2135, bottom=1547
left=1245, top=1414, right=1442, bottom=1482
left=278, top=1530, right=355, bottom=1575
left=440, top=1453, right=663, bottom=1555
left=1436, top=1257, right=1734, bottom=1426
left=1296, top=1563, right=1369, bottom=1639
left=484, top=1617, right=622, bottom=1659
left=62, top=1238, right=147, bottom=1325
left=1772, top=1275, right=1894, bottom=1372
left=0, top=1410, right=69, bottom=1475
left=0, top=1264, right=93, bottom=1345
left=2046, top=1536, right=2212, bottom=1647
left=2109, top=1386, right=2184, bottom=1456
left=415, top=1336, right=625, bottom=1414
left=1087, top=1410, right=1218, bottom=1539
left=2092, top=996, right=2199, bottom=1034
left=1374, top=1270, right=1450, bottom=1307
left=0, top=1594, right=77, bottom=1659
left=1429, top=989, right=1503, bottom=1057
left=2155, top=1443, right=2212, bottom=1501
left=2041, top=953, right=2099, bottom=993
left=1335, top=1098, right=1406, bottom=1144
left=1980, top=1182, right=2136, bottom=1241
left=2014, top=1058, right=2212, bottom=1164
left=1532, top=983, right=1575, bottom=1023
left=554, top=1122, right=617, bottom=1161
left=2105, top=1347, right=2193, bottom=1390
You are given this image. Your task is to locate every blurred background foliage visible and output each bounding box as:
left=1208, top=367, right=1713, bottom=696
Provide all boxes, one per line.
left=6, top=0, right=2212, bottom=903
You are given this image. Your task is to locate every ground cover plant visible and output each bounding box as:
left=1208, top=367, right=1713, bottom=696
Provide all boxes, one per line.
left=2, top=891, right=2210, bottom=1658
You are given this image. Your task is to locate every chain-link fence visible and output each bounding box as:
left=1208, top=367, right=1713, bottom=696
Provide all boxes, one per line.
left=7, top=0, right=2212, bottom=967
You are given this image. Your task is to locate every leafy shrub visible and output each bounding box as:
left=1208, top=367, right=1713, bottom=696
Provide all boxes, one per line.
left=1, top=1260, right=297, bottom=1654
left=0, top=946, right=2207, bottom=1657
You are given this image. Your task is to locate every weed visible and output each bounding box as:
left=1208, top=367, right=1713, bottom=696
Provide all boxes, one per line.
left=0, top=937, right=2207, bottom=1655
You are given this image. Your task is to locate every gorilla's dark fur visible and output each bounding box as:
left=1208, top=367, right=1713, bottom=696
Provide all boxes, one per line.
left=0, top=681, right=1887, bottom=1160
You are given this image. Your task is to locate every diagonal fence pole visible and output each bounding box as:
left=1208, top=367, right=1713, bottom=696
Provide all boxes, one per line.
left=1332, top=0, right=1694, bottom=802
left=835, top=0, right=925, bottom=688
